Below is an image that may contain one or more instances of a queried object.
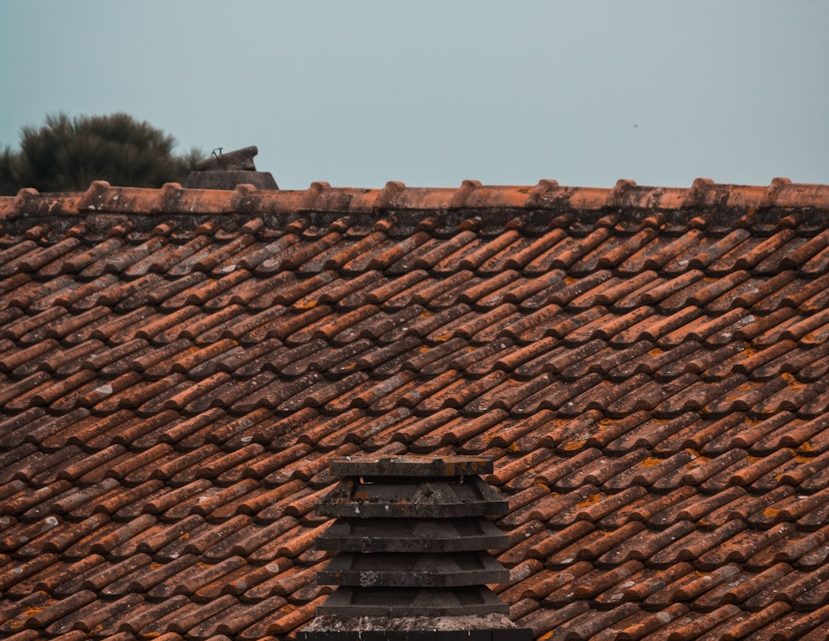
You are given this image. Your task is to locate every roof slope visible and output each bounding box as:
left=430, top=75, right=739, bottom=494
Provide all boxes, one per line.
left=1, top=178, right=829, bottom=641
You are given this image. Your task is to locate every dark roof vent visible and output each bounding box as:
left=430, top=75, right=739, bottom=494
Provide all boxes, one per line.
left=299, top=456, right=531, bottom=641
left=183, top=145, right=278, bottom=190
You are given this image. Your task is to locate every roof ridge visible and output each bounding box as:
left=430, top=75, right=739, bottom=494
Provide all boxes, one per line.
left=2, top=177, right=829, bottom=221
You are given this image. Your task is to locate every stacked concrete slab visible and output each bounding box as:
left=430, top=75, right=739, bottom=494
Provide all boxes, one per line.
left=298, top=456, right=531, bottom=641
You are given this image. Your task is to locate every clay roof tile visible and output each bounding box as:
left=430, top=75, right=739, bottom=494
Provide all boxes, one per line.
left=1, top=179, right=829, bottom=639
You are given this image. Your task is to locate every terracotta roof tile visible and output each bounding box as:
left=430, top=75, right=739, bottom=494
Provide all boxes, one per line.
left=1, top=179, right=829, bottom=640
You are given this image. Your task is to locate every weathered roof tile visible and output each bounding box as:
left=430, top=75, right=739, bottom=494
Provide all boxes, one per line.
left=1, top=179, right=828, bottom=640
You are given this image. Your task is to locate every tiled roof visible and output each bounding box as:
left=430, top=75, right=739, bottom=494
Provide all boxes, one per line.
left=1, top=177, right=829, bottom=641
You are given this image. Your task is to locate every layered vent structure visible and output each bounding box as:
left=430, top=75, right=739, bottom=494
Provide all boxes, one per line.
left=299, top=456, right=531, bottom=641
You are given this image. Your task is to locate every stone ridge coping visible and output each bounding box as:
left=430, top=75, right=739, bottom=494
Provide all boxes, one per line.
left=2, top=177, right=829, bottom=221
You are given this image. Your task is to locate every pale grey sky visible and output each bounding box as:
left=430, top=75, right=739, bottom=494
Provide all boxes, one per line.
left=1, top=0, right=827, bottom=189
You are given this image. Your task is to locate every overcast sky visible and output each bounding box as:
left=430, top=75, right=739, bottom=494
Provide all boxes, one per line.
left=1, top=1, right=827, bottom=189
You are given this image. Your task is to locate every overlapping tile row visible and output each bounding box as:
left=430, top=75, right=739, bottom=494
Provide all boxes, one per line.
left=1, top=180, right=829, bottom=641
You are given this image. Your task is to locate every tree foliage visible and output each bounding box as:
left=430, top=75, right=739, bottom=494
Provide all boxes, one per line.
left=0, top=113, right=203, bottom=194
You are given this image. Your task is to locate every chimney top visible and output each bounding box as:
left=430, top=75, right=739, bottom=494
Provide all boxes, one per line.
left=299, top=455, right=532, bottom=641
